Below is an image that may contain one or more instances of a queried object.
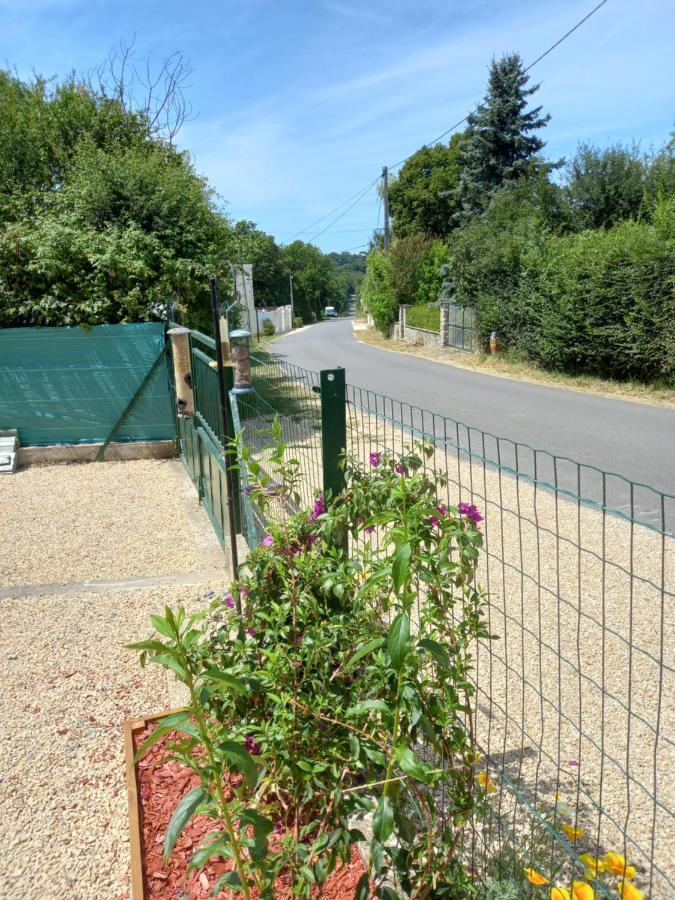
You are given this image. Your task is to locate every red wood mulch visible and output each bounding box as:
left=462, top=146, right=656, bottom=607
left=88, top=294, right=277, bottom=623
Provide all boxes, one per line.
left=133, top=724, right=367, bottom=899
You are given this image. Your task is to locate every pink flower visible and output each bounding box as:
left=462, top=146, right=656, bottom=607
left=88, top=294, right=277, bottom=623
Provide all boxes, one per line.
left=310, top=494, right=325, bottom=521
left=395, top=463, right=406, bottom=475
left=364, top=525, right=375, bottom=535
left=458, top=502, right=483, bottom=524
left=261, top=534, right=274, bottom=547
left=369, top=451, right=382, bottom=467
left=245, top=626, right=256, bottom=637
left=244, top=735, right=261, bottom=755
left=239, top=585, right=249, bottom=598
left=430, top=504, right=447, bottom=527
left=568, top=759, right=579, bottom=767
left=224, top=595, right=236, bottom=609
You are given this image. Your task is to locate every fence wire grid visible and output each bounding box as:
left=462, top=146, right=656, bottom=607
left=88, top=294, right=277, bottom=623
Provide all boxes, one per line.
left=230, top=352, right=673, bottom=898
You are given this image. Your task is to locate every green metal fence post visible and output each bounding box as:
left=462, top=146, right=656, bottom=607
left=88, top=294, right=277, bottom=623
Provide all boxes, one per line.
left=320, top=367, right=347, bottom=500
left=222, top=364, right=242, bottom=533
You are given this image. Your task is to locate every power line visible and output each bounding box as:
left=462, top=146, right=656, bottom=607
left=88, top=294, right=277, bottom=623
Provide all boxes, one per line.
left=290, top=0, right=610, bottom=241
left=387, top=0, right=610, bottom=171
left=287, top=177, right=380, bottom=241
left=306, top=178, right=380, bottom=243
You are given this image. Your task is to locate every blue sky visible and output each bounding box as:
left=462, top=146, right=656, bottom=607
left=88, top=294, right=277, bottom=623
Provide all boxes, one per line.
left=2, top=0, right=674, bottom=251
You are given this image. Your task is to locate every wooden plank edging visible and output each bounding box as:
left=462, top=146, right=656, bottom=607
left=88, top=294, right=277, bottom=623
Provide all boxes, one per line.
left=124, top=708, right=187, bottom=900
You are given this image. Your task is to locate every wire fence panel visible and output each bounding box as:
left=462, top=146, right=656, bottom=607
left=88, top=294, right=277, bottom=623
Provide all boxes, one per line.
left=344, top=385, right=674, bottom=898
left=230, top=354, right=324, bottom=548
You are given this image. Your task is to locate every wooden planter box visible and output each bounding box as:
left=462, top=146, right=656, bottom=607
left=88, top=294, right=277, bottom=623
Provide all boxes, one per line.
left=124, top=708, right=185, bottom=900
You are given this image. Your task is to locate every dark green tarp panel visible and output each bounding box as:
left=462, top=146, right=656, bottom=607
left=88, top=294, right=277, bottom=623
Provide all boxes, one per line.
left=0, top=322, right=175, bottom=446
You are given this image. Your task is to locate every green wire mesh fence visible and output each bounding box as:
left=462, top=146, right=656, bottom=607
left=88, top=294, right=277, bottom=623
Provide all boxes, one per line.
left=344, top=384, right=674, bottom=899
left=198, top=347, right=673, bottom=897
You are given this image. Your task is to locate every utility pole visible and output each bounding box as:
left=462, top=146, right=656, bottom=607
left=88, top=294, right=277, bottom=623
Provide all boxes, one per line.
left=382, top=165, right=391, bottom=251
left=289, top=272, right=294, bottom=318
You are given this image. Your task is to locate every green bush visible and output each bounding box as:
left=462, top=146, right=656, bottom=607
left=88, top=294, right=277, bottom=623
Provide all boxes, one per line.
left=406, top=304, right=440, bottom=331
left=262, top=318, right=276, bottom=336
left=292, top=315, right=303, bottom=328
left=131, top=427, right=488, bottom=897
left=361, top=248, right=395, bottom=335
left=517, top=198, right=675, bottom=382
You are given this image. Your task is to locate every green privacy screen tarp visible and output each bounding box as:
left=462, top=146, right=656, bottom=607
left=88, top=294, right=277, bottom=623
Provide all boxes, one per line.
left=0, top=322, right=176, bottom=446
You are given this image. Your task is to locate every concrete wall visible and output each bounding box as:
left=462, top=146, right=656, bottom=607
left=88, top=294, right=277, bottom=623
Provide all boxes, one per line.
left=256, top=305, right=292, bottom=335
left=398, top=304, right=443, bottom=348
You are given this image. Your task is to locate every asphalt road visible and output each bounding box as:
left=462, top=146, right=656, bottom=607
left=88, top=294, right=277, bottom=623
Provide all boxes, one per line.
left=271, top=318, right=675, bottom=530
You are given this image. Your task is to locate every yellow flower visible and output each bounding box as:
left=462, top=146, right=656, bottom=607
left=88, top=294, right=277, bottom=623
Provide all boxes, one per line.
left=617, top=881, right=643, bottom=900
left=551, top=888, right=571, bottom=900
left=604, top=852, right=636, bottom=880
left=579, top=853, right=605, bottom=879
left=524, top=867, right=549, bottom=886
left=572, top=882, right=594, bottom=900
left=477, top=771, right=497, bottom=793
left=562, top=822, right=585, bottom=841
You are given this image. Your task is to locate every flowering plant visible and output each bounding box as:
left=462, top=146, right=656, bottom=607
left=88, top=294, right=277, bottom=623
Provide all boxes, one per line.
left=130, top=435, right=490, bottom=898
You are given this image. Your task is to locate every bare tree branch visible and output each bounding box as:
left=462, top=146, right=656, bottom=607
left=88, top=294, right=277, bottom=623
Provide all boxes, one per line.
left=88, top=37, right=193, bottom=142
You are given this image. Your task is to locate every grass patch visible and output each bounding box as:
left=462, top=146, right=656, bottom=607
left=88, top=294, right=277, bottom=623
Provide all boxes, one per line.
left=354, top=326, right=675, bottom=409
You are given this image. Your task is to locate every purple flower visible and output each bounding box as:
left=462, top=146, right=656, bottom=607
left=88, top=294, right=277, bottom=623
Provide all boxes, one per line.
left=310, top=493, right=325, bottom=521
left=429, top=504, right=447, bottom=528
left=244, top=734, right=261, bottom=755
left=364, top=525, right=375, bottom=535
left=305, top=532, right=317, bottom=546
left=568, top=759, right=579, bottom=767
left=239, top=585, right=249, bottom=598
left=274, top=821, right=284, bottom=835
left=245, top=626, right=256, bottom=637
left=369, top=451, right=382, bottom=468
left=395, top=463, right=406, bottom=475
left=261, top=534, right=274, bottom=548
left=459, top=502, right=483, bottom=524
left=224, top=595, right=236, bottom=609
left=438, top=504, right=446, bottom=516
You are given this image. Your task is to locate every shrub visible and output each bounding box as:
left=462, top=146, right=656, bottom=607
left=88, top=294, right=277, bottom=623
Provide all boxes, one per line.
left=261, top=318, right=276, bottom=336
left=131, top=430, right=489, bottom=897
left=292, top=315, right=303, bottom=329
left=406, top=304, right=441, bottom=331
left=361, top=247, right=395, bottom=336
left=517, top=197, right=675, bottom=382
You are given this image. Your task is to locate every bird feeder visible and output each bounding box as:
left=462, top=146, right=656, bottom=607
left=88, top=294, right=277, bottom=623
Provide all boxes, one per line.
left=167, top=325, right=194, bottom=416
left=230, top=328, right=254, bottom=394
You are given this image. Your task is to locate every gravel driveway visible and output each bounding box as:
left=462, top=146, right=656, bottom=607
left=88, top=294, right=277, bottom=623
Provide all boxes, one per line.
left=0, top=459, right=228, bottom=900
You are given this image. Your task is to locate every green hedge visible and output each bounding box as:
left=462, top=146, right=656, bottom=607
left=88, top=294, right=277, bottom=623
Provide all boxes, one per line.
left=516, top=200, right=674, bottom=382
left=406, top=304, right=441, bottom=331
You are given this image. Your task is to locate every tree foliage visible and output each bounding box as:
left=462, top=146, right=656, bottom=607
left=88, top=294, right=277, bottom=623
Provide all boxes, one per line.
left=457, top=53, right=555, bottom=220
left=388, top=133, right=466, bottom=238
left=281, top=240, right=341, bottom=323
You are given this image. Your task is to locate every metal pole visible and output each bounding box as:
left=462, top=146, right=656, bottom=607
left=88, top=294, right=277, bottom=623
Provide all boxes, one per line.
left=209, top=276, right=240, bottom=588
left=289, top=273, right=294, bottom=319
left=382, top=166, right=391, bottom=251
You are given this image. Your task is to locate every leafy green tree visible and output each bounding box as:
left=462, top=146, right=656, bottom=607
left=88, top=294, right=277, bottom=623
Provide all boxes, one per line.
left=231, top=221, right=288, bottom=308
left=361, top=248, right=394, bottom=335
left=566, top=142, right=648, bottom=230
left=328, top=250, right=367, bottom=310
left=457, top=53, right=555, bottom=220
left=388, top=132, right=466, bottom=238
left=281, top=241, right=340, bottom=323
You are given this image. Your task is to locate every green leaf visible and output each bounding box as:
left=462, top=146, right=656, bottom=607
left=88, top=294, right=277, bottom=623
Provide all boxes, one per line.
left=347, top=699, right=391, bottom=717
left=395, top=746, right=433, bottom=783
left=133, top=713, right=199, bottom=763
left=345, top=637, right=385, bottom=671
left=163, top=787, right=207, bottom=860
left=355, top=566, right=392, bottom=602
left=372, top=795, right=394, bottom=843
left=125, top=639, right=171, bottom=653
left=154, top=653, right=188, bottom=682
left=220, top=742, right=258, bottom=789
left=203, top=669, right=248, bottom=694
left=212, top=871, right=242, bottom=892
left=150, top=613, right=176, bottom=640
left=391, top=542, right=411, bottom=594
left=355, top=873, right=370, bottom=900
left=387, top=613, right=410, bottom=671
left=300, top=866, right=316, bottom=884
left=419, top=638, right=451, bottom=670
left=187, top=832, right=229, bottom=871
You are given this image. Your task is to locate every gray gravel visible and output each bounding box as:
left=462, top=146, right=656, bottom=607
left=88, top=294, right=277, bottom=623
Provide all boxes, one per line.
left=0, top=458, right=228, bottom=900
left=0, top=460, right=204, bottom=586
